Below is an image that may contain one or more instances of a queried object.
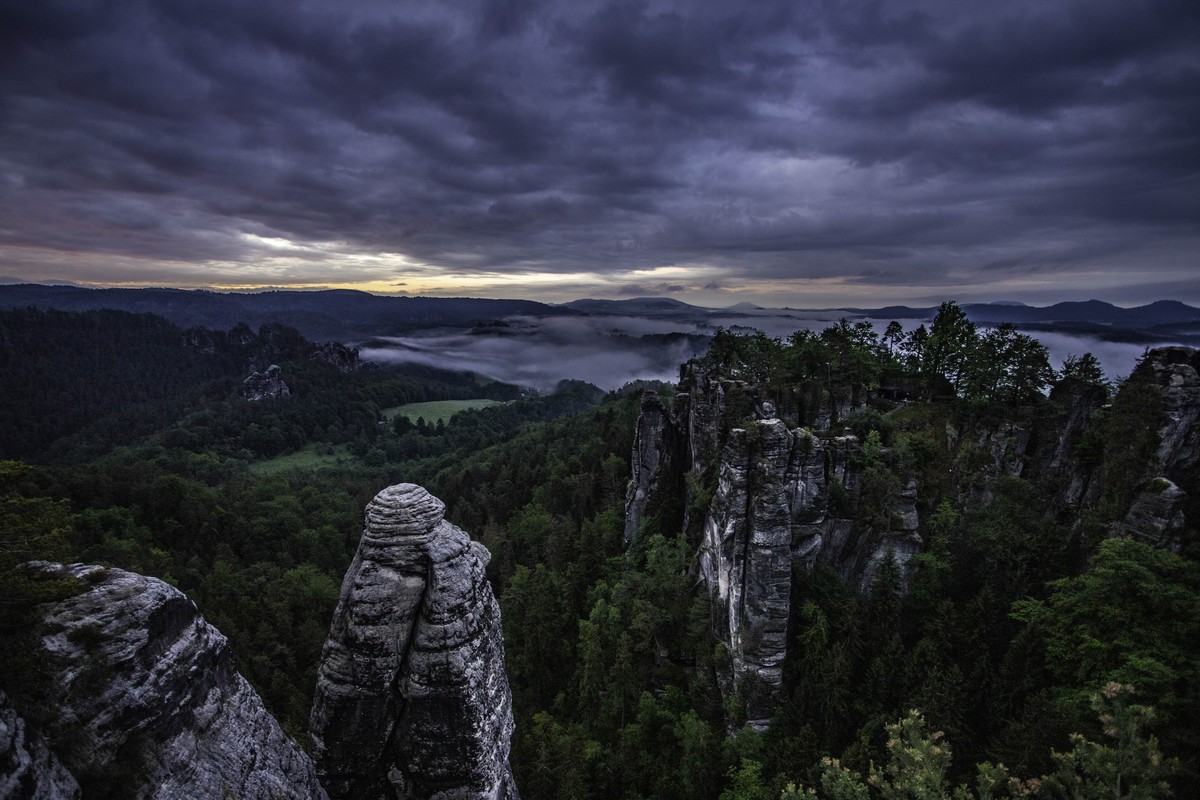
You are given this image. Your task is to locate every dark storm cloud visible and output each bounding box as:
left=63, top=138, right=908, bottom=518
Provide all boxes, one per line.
left=0, top=0, right=1197, bottom=299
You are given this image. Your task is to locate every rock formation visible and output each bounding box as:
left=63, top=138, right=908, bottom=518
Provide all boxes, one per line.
left=0, top=691, right=81, bottom=800
left=624, top=391, right=675, bottom=544
left=312, top=341, right=363, bottom=372
left=2, top=563, right=327, bottom=800
left=1103, top=347, right=1200, bottom=552
left=1145, top=347, right=1200, bottom=474
left=630, top=361, right=930, bottom=727
left=697, top=417, right=922, bottom=728
left=699, top=420, right=794, bottom=729
left=309, top=483, right=519, bottom=800
left=629, top=347, right=1200, bottom=728
left=243, top=363, right=291, bottom=401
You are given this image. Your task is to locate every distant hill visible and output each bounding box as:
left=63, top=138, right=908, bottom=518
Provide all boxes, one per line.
left=4, top=284, right=1197, bottom=345
left=960, top=299, right=1200, bottom=329
left=819, top=300, right=1200, bottom=343
left=562, top=297, right=711, bottom=316
left=0, top=284, right=577, bottom=342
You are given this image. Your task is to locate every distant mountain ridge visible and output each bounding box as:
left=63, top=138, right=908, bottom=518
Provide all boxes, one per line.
left=563, top=295, right=1200, bottom=330
left=829, top=299, right=1200, bottom=329
left=961, top=299, right=1200, bottom=329
left=562, top=297, right=703, bottom=315
left=4, top=284, right=1198, bottom=343
left=0, top=284, right=577, bottom=341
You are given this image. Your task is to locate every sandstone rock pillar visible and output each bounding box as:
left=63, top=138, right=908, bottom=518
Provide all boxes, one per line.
left=309, top=483, right=518, bottom=800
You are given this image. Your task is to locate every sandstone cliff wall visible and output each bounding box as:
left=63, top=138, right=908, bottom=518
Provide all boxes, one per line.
left=626, top=347, right=1200, bottom=729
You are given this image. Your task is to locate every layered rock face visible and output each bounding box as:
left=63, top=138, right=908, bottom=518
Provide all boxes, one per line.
left=3, top=563, right=327, bottom=800
left=1108, top=347, right=1200, bottom=551
left=697, top=418, right=922, bottom=728
left=0, top=691, right=81, bottom=800
left=699, top=421, right=794, bottom=729
left=309, top=483, right=518, bottom=800
left=631, top=366, right=927, bottom=727
left=625, top=391, right=675, bottom=544
left=631, top=347, right=1200, bottom=728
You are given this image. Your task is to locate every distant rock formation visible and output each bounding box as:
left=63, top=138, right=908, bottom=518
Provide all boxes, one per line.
left=243, top=363, right=291, bottom=401
left=1, top=563, right=327, bottom=800
left=625, top=347, right=1200, bottom=729
left=182, top=321, right=365, bottom=374
left=630, top=367, right=925, bottom=729
left=309, top=483, right=519, bottom=800
left=312, top=341, right=363, bottom=373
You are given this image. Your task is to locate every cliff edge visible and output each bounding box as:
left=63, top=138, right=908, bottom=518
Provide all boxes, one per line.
left=0, top=563, right=327, bottom=800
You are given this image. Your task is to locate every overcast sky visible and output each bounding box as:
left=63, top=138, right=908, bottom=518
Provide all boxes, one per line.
left=1, top=0, right=1197, bottom=307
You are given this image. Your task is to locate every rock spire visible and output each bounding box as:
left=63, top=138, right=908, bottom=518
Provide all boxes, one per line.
left=309, top=483, right=519, bottom=800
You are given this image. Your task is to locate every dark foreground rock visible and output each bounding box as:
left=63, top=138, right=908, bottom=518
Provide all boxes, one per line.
left=2, top=563, right=327, bottom=800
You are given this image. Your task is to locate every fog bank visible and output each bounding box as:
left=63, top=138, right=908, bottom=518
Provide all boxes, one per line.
left=360, top=310, right=1183, bottom=392
left=360, top=316, right=709, bottom=392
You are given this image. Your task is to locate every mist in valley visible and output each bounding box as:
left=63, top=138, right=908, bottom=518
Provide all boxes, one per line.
left=359, top=308, right=1179, bottom=393
left=360, top=315, right=711, bottom=391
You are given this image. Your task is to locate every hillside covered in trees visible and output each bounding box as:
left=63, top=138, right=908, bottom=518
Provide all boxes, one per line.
left=1, top=302, right=1197, bottom=799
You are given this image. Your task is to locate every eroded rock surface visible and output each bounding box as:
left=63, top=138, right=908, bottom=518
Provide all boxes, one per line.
left=1098, top=347, right=1200, bottom=551
left=625, top=391, right=673, bottom=544
left=8, top=563, right=327, bottom=800
left=630, top=347, right=1200, bottom=730
left=698, top=420, right=921, bottom=728
left=0, top=691, right=81, bottom=800
left=309, top=483, right=518, bottom=800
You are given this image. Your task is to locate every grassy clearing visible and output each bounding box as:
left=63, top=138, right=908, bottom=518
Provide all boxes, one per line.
left=382, top=399, right=502, bottom=425
left=249, top=443, right=355, bottom=475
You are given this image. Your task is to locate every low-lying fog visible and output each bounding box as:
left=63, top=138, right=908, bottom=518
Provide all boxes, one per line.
left=360, top=316, right=711, bottom=392
left=360, top=310, right=1183, bottom=393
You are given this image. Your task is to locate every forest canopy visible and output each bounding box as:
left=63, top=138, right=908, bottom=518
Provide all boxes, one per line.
left=0, top=304, right=1195, bottom=798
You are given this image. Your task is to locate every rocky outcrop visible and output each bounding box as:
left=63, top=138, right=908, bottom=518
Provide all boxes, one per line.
left=955, top=420, right=1034, bottom=505
left=699, top=418, right=922, bottom=728
left=313, top=341, right=363, bottom=372
left=625, top=391, right=673, bottom=544
left=1029, top=379, right=1110, bottom=508
left=243, top=363, right=291, bottom=401
left=699, top=420, right=795, bottom=729
left=629, top=347, right=1200, bottom=729
left=309, top=483, right=518, bottom=800
left=183, top=322, right=366, bottom=379
left=1114, top=478, right=1187, bottom=551
left=1144, top=347, right=1200, bottom=474
left=1098, top=348, right=1200, bottom=551
left=640, top=360, right=929, bottom=727
left=6, top=563, right=327, bottom=800
left=0, top=691, right=81, bottom=800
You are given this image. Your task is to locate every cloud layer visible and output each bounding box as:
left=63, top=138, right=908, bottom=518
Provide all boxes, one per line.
left=2, top=0, right=1198, bottom=304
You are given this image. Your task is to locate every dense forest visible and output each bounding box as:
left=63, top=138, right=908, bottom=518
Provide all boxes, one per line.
left=1, top=303, right=1197, bottom=799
